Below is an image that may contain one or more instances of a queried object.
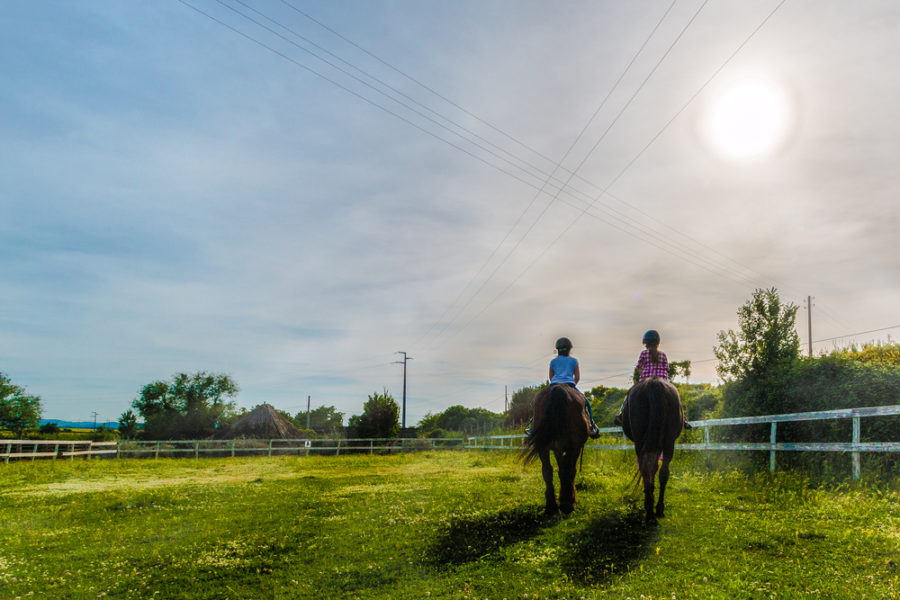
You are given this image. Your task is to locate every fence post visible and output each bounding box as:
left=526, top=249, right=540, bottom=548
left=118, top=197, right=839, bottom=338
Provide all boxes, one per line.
left=268, top=439, right=273, bottom=457
left=231, top=440, right=235, bottom=458
left=769, top=422, right=777, bottom=473
left=4, top=441, right=10, bottom=464
left=194, top=441, right=199, bottom=459
left=369, top=440, right=373, bottom=455
left=336, top=439, right=341, bottom=456
left=852, top=416, right=861, bottom=480
left=704, top=426, right=711, bottom=468
left=154, top=441, right=160, bottom=460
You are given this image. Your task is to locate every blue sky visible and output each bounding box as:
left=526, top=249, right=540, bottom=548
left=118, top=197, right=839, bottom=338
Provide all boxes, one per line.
left=2, top=1, right=899, bottom=425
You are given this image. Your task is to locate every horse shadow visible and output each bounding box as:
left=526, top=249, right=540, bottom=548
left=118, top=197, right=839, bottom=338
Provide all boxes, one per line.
left=559, top=503, right=660, bottom=585
left=426, top=505, right=549, bottom=565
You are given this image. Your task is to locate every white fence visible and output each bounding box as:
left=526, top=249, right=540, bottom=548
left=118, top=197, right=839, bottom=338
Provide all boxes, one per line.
left=0, top=437, right=464, bottom=462
left=2, top=440, right=118, bottom=463
left=4, top=405, right=898, bottom=479
left=466, top=404, right=900, bottom=480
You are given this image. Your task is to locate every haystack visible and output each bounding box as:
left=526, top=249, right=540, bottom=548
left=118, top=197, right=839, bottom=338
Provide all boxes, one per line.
left=214, top=403, right=304, bottom=439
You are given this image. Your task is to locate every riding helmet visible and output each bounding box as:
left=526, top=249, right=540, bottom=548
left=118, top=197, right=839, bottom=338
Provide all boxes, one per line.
left=555, top=337, right=573, bottom=351
left=642, top=330, right=660, bottom=345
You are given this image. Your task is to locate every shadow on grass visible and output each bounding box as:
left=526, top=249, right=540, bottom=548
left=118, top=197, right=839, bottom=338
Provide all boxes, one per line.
left=427, top=505, right=548, bottom=565
left=560, top=504, right=659, bottom=585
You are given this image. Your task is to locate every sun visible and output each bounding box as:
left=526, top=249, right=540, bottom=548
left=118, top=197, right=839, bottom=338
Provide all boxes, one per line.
left=701, top=78, right=792, bottom=161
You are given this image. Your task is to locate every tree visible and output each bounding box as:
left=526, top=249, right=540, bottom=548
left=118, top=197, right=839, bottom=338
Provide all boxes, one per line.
left=714, top=288, right=800, bottom=417
left=132, top=372, right=238, bottom=439
left=668, top=360, right=692, bottom=382
left=118, top=409, right=139, bottom=439
left=349, top=390, right=399, bottom=438
left=0, top=373, right=42, bottom=437
left=505, top=383, right=547, bottom=427
left=714, top=287, right=800, bottom=382
left=298, top=405, right=345, bottom=434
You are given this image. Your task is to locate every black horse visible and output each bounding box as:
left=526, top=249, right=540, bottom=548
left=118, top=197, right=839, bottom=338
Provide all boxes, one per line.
left=521, top=384, right=590, bottom=515
left=621, top=377, right=684, bottom=523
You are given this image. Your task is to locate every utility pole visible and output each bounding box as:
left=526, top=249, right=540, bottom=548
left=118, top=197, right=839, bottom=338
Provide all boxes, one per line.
left=394, top=352, right=413, bottom=429
left=806, top=295, right=814, bottom=357
left=91, top=411, right=98, bottom=429
left=504, top=385, right=508, bottom=413
left=306, top=395, right=311, bottom=430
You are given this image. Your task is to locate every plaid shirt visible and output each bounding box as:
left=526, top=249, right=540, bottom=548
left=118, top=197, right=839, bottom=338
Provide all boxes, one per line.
left=636, top=349, right=668, bottom=380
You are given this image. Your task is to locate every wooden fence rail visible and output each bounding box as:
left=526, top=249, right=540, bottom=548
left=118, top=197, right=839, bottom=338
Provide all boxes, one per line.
left=466, top=404, right=900, bottom=480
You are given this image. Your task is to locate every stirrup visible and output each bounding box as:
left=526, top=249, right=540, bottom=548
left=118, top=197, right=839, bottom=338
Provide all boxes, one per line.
left=613, top=413, right=623, bottom=426
left=589, top=424, right=601, bottom=439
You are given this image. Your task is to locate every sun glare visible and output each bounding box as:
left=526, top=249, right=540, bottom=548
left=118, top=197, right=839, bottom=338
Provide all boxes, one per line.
left=702, top=79, right=791, bottom=161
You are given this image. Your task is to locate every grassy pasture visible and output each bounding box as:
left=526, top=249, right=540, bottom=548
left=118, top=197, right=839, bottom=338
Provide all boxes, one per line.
left=0, top=451, right=897, bottom=599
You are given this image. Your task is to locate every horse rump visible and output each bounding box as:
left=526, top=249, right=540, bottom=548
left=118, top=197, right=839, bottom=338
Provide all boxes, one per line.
left=520, top=384, right=569, bottom=465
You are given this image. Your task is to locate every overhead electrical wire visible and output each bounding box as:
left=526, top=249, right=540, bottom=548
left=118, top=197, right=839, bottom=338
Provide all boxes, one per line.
left=177, top=0, right=795, bottom=409
left=428, top=0, right=791, bottom=349
left=180, top=0, right=793, bottom=347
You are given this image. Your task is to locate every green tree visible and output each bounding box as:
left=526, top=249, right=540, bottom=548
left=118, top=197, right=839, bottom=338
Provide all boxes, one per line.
left=505, top=383, right=547, bottom=427
left=132, top=372, right=238, bottom=439
left=297, top=405, right=344, bottom=434
left=349, top=390, right=399, bottom=438
left=714, top=287, right=800, bottom=382
left=714, top=288, right=800, bottom=417
left=0, top=373, right=43, bottom=438
left=118, top=409, right=139, bottom=439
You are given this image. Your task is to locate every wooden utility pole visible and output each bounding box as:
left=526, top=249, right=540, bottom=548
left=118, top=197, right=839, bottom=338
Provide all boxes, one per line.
left=306, top=395, right=311, bottom=430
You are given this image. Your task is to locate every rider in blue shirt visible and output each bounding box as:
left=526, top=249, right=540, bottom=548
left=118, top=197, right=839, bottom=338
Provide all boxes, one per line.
left=527, top=337, right=600, bottom=438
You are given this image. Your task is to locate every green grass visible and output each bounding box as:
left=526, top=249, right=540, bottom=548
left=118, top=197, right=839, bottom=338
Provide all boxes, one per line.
left=0, top=451, right=897, bottom=599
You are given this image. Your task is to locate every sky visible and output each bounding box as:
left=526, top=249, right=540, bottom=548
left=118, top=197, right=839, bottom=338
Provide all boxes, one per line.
left=2, top=0, right=899, bottom=426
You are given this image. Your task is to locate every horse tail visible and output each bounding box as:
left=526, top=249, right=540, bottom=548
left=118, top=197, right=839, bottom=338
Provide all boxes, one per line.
left=639, top=379, right=667, bottom=457
left=521, top=385, right=567, bottom=465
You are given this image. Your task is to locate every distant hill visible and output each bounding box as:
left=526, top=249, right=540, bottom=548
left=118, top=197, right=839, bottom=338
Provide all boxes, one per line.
left=41, top=419, right=119, bottom=429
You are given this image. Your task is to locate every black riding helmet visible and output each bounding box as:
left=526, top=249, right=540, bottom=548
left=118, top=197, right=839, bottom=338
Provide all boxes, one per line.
left=642, top=330, right=660, bottom=345
left=555, top=337, right=573, bottom=351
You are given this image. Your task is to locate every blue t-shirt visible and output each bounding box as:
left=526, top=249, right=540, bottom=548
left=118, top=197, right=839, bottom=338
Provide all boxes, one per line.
left=549, top=355, right=578, bottom=385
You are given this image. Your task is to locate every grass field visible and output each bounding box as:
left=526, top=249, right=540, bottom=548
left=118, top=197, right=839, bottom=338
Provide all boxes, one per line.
left=0, top=451, right=897, bottom=599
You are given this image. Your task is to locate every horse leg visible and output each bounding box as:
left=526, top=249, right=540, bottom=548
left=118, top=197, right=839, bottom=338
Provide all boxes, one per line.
left=656, top=446, right=675, bottom=518
left=638, top=452, right=659, bottom=523
left=539, top=449, right=558, bottom=515
left=558, top=450, right=578, bottom=514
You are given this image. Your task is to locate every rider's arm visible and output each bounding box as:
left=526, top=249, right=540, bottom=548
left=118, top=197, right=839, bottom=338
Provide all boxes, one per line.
left=573, top=363, right=580, bottom=384
left=548, top=366, right=555, bottom=381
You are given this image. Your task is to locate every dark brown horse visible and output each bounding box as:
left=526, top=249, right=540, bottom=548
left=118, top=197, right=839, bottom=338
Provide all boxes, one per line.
left=621, top=377, right=684, bottom=522
left=521, top=384, right=590, bottom=515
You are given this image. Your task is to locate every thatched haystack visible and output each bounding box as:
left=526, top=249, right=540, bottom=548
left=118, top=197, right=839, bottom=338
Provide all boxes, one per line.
left=214, top=403, right=304, bottom=439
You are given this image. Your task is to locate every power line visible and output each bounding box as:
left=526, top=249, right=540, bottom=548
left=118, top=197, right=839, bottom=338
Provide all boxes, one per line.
left=183, top=0, right=791, bottom=345
left=425, top=0, right=792, bottom=348
left=813, top=325, right=900, bottom=344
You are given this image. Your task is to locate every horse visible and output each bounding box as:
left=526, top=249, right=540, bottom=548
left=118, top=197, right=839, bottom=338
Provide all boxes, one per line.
left=521, top=384, right=590, bottom=515
left=621, top=377, right=684, bottom=523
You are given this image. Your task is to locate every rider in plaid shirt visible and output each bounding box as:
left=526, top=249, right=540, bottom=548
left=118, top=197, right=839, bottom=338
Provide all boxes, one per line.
left=614, top=330, right=691, bottom=428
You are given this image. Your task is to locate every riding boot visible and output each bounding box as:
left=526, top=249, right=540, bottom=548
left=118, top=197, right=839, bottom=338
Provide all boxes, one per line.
left=683, top=420, right=693, bottom=430
left=613, top=412, right=623, bottom=426
left=589, top=418, right=600, bottom=439
left=524, top=418, right=533, bottom=436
